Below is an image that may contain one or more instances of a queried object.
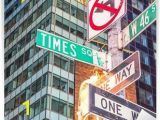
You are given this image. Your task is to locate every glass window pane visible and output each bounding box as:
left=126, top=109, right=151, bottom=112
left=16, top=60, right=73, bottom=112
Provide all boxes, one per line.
left=69, top=60, right=74, bottom=73
left=56, top=15, right=63, bottom=28
left=144, top=71, right=152, bottom=86
left=63, top=2, right=70, bottom=13
left=71, top=5, right=77, bottom=17
left=57, top=0, right=63, bottom=9
left=146, top=91, right=153, bottom=107
left=60, top=78, right=68, bottom=92
left=29, top=104, right=34, bottom=119
left=53, top=75, right=60, bottom=89
left=59, top=100, right=67, bottom=116
left=68, top=104, right=73, bottom=118
left=69, top=81, right=74, bottom=95
left=139, top=88, right=145, bottom=103
left=63, top=19, right=69, bottom=31
left=42, top=73, right=48, bottom=87
left=30, top=82, right=37, bottom=96
left=51, top=97, right=59, bottom=112
left=54, top=55, right=60, bottom=67
left=41, top=96, right=47, bottom=111
left=70, top=22, right=77, bottom=35
left=35, top=100, right=40, bottom=115
left=77, top=8, right=84, bottom=21
left=61, top=57, right=69, bottom=71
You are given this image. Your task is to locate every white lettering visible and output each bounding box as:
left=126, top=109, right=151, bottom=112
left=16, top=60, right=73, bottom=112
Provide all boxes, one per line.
left=70, top=44, right=77, bottom=57
left=131, top=21, right=137, bottom=36
left=48, top=35, right=51, bottom=48
left=41, top=33, right=46, bottom=46
left=53, top=38, right=60, bottom=51
left=63, top=41, right=68, bottom=54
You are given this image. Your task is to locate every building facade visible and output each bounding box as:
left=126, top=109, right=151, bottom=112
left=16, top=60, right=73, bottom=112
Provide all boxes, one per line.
left=4, top=0, right=156, bottom=120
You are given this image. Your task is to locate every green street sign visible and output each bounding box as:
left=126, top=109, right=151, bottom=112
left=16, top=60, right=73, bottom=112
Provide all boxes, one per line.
left=36, top=29, right=106, bottom=69
left=122, top=1, right=156, bottom=47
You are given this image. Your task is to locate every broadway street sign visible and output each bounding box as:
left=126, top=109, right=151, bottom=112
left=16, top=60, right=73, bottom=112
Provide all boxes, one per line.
left=99, top=51, right=141, bottom=94
left=36, top=29, right=106, bottom=69
left=89, top=84, right=156, bottom=120
left=122, top=1, right=156, bottom=47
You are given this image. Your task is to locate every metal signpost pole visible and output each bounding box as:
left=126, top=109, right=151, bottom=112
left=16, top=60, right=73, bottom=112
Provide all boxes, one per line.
left=107, top=20, right=125, bottom=98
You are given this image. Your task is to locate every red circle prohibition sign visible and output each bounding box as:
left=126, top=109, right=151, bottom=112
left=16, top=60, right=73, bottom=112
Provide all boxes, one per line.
left=90, top=0, right=124, bottom=30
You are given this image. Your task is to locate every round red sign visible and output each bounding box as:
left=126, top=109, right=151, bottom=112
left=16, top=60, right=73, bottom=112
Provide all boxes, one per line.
left=89, top=0, right=124, bottom=31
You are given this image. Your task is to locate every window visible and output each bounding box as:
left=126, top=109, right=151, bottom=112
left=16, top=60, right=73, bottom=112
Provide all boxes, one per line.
left=44, top=53, right=49, bottom=65
left=18, top=111, right=24, bottom=120
left=5, top=98, right=15, bottom=115
left=17, top=73, right=23, bottom=86
left=27, top=15, right=33, bottom=26
left=77, top=26, right=84, bottom=39
left=68, top=104, right=73, bottom=118
left=57, top=0, right=63, bottom=9
left=151, top=24, right=156, bottom=36
left=71, top=5, right=77, bottom=17
left=69, top=61, right=74, bottom=73
left=139, top=88, right=154, bottom=107
left=41, top=96, right=47, bottom=111
left=30, top=104, right=35, bottom=119
left=141, top=70, right=152, bottom=86
left=24, top=49, right=30, bottom=62
left=19, top=91, right=26, bottom=104
left=37, top=77, right=42, bottom=91
left=34, top=100, right=40, bottom=115
left=146, top=91, right=153, bottom=107
left=15, top=96, right=20, bottom=107
left=30, top=82, right=37, bottom=96
left=31, top=29, right=36, bottom=40
left=54, top=55, right=60, bottom=67
left=132, top=0, right=143, bottom=11
left=42, top=73, right=48, bottom=87
left=26, top=87, right=30, bottom=100
left=60, top=78, right=68, bottom=92
left=77, top=8, right=84, bottom=21
left=37, top=5, right=42, bottom=17
left=42, top=1, right=47, bottom=13
left=51, top=97, right=59, bottom=112
left=32, top=11, right=37, bottom=21
left=28, top=65, right=32, bottom=78
left=59, top=100, right=67, bottom=116
left=56, top=15, right=63, bottom=28
left=70, top=22, right=77, bottom=35
left=61, top=57, right=69, bottom=71
left=63, top=2, right=70, bottom=14
left=69, top=81, right=74, bottom=95
left=63, top=19, right=69, bottom=31
left=141, top=34, right=148, bottom=47
left=137, top=1, right=143, bottom=11
left=53, top=75, right=60, bottom=89
left=141, top=51, right=149, bottom=65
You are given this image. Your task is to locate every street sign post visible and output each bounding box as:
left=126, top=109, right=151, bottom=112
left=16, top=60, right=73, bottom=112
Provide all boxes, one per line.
left=122, top=1, right=156, bottom=47
left=99, top=51, right=141, bottom=94
left=89, top=84, right=156, bottom=120
left=88, top=0, right=126, bottom=40
left=36, top=29, right=106, bottom=69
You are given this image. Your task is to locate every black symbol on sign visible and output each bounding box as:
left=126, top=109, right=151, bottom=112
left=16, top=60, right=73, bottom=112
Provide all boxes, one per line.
left=95, top=0, right=115, bottom=16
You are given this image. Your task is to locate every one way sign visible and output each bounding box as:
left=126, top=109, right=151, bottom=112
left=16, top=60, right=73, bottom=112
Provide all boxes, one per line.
left=89, top=84, right=156, bottom=120
left=99, top=51, right=141, bottom=94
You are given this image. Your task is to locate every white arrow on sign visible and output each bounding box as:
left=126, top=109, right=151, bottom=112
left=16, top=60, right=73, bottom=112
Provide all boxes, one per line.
left=137, top=109, right=156, bottom=120
left=99, top=51, right=141, bottom=94
left=88, top=0, right=126, bottom=41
